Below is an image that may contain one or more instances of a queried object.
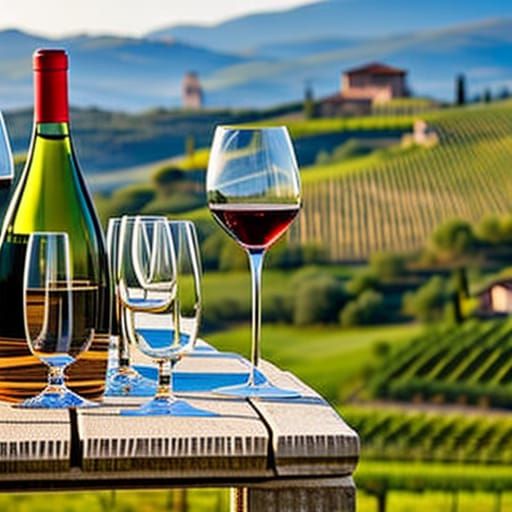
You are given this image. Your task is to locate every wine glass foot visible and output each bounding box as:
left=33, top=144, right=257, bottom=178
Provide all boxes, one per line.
left=214, top=380, right=300, bottom=399
left=120, top=397, right=218, bottom=417
left=105, top=367, right=156, bottom=397
left=16, top=387, right=99, bottom=409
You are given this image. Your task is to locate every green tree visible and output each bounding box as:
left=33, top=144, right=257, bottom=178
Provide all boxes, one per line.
left=293, top=275, right=346, bottom=325
left=498, top=87, right=510, bottom=100
left=100, top=185, right=155, bottom=220
left=370, top=252, right=406, bottom=280
left=455, top=74, right=466, bottom=106
left=477, top=215, right=503, bottom=244
left=340, top=290, right=385, bottom=326
left=153, top=166, right=185, bottom=189
left=219, top=242, right=247, bottom=271
left=403, top=276, right=448, bottom=322
left=500, top=215, right=512, bottom=243
left=432, top=220, right=476, bottom=258
left=185, top=134, right=196, bottom=160
left=346, top=270, right=379, bottom=295
left=303, top=83, right=315, bottom=119
left=331, top=139, right=365, bottom=162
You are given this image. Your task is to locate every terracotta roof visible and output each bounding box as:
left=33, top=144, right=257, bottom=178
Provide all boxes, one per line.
left=344, top=62, right=407, bottom=76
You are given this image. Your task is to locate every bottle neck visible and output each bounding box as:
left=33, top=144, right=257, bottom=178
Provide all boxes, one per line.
left=34, top=69, right=69, bottom=124
left=36, top=123, right=70, bottom=137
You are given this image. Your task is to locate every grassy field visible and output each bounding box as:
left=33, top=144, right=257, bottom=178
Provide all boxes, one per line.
left=0, top=489, right=226, bottom=512
left=209, top=322, right=422, bottom=403
left=4, top=488, right=512, bottom=512
left=359, top=491, right=512, bottom=512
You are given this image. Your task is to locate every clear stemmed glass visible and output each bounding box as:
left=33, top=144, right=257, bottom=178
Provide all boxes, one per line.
left=118, top=216, right=216, bottom=416
left=135, top=221, right=203, bottom=355
left=0, top=111, right=14, bottom=209
left=18, top=232, right=98, bottom=408
left=105, top=217, right=156, bottom=397
left=207, top=126, right=302, bottom=398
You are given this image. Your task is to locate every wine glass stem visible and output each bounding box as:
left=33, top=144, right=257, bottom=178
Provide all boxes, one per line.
left=47, top=366, right=66, bottom=393
left=118, top=305, right=131, bottom=369
left=248, top=249, right=265, bottom=386
left=156, top=359, right=176, bottom=400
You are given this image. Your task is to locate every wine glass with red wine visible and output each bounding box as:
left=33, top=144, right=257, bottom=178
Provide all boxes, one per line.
left=207, top=126, right=301, bottom=398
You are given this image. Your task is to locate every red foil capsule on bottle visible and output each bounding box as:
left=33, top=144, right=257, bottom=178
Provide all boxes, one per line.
left=33, top=49, right=69, bottom=123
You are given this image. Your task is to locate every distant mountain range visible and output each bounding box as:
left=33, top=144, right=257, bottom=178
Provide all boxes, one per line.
left=0, top=0, right=511, bottom=110
left=0, top=30, right=244, bottom=110
left=148, top=0, right=512, bottom=53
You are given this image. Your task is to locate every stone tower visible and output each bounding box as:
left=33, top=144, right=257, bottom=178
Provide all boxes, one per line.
left=182, top=72, right=203, bottom=110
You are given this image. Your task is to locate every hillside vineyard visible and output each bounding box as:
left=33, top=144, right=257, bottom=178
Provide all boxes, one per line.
left=289, top=104, right=512, bottom=260
left=371, top=318, right=512, bottom=408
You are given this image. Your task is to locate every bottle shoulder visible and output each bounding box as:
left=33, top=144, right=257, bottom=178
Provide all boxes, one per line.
left=5, top=133, right=103, bottom=242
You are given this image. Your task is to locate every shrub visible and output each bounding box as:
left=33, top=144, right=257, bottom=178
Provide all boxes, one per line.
left=153, top=166, right=185, bottom=188
left=202, top=298, right=248, bottom=328
left=431, top=219, right=477, bottom=257
left=266, top=242, right=300, bottom=268
left=218, top=242, right=247, bottom=271
left=315, top=150, right=330, bottom=165
left=331, top=138, right=366, bottom=161
left=402, top=275, right=448, bottom=322
left=104, top=185, right=156, bottom=218
left=142, top=191, right=205, bottom=215
left=369, top=252, right=406, bottom=280
left=266, top=242, right=327, bottom=269
left=263, top=292, right=294, bottom=323
left=289, top=265, right=327, bottom=289
left=477, top=215, right=503, bottom=244
left=500, top=215, right=512, bottom=243
left=200, top=231, right=225, bottom=269
left=346, top=270, right=380, bottom=295
left=293, top=275, right=346, bottom=325
left=340, top=290, right=385, bottom=326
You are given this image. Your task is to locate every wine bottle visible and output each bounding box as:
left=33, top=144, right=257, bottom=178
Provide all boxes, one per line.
left=0, top=49, right=111, bottom=403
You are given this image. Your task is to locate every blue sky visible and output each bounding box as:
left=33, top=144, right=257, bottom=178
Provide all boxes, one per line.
left=0, top=0, right=318, bottom=37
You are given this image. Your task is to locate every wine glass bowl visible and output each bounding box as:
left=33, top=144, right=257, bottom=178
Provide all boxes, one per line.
left=19, top=232, right=99, bottom=408
left=207, top=126, right=301, bottom=251
left=207, top=126, right=302, bottom=398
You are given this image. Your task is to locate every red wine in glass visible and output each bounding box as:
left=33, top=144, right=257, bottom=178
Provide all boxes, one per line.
left=207, top=126, right=302, bottom=399
left=210, top=203, right=300, bottom=251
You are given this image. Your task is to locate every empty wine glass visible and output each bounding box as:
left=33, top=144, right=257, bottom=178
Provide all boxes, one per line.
left=207, top=126, right=301, bottom=398
left=0, top=111, right=14, bottom=215
left=18, top=232, right=98, bottom=408
left=134, top=220, right=203, bottom=355
left=105, top=217, right=156, bottom=397
left=118, top=216, right=216, bottom=416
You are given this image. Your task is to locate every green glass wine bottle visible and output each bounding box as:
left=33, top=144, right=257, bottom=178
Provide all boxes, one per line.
left=0, top=49, right=111, bottom=403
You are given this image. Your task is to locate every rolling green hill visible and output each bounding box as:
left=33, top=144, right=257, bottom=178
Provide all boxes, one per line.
left=90, top=101, right=512, bottom=262
left=289, top=101, right=512, bottom=261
